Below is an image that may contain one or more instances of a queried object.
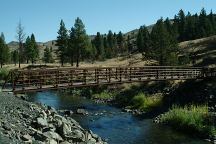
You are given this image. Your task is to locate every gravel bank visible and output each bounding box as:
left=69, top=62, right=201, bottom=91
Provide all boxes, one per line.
left=0, top=92, right=107, bottom=144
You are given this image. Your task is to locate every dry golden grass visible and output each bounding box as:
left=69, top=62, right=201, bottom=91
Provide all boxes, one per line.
left=3, top=53, right=157, bottom=70
left=179, top=35, right=216, bottom=67
left=4, top=35, right=216, bottom=70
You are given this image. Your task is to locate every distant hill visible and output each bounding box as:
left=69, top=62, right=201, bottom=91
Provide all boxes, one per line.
left=179, top=35, right=216, bottom=67
left=7, top=40, right=58, bottom=61
left=124, top=24, right=154, bottom=40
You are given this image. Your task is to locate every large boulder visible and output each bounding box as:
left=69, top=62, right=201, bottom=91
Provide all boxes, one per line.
left=59, top=123, right=71, bottom=137
left=47, top=139, right=58, bottom=144
left=43, top=131, right=63, bottom=142
left=36, top=117, right=48, bottom=128
left=64, top=129, right=85, bottom=142
left=21, top=134, right=32, bottom=142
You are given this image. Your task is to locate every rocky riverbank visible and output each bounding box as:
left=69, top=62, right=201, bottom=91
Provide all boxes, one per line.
left=0, top=92, right=107, bottom=144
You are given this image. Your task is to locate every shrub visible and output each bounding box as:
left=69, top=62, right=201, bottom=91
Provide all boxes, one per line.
left=130, top=93, right=163, bottom=112
left=0, top=68, right=9, bottom=81
left=92, top=91, right=114, bottom=100
left=160, top=105, right=215, bottom=137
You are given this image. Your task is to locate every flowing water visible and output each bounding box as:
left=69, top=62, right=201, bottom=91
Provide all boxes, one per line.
left=28, top=91, right=210, bottom=144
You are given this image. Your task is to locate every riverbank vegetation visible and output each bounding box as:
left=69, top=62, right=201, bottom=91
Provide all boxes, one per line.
left=84, top=78, right=216, bottom=139
left=160, top=105, right=215, bottom=137
left=0, top=68, right=9, bottom=82
left=128, top=93, right=163, bottom=112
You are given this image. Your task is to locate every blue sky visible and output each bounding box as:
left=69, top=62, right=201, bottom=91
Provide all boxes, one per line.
left=0, top=0, right=215, bottom=42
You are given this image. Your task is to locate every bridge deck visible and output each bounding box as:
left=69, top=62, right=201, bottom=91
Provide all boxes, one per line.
left=2, top=66, right=216, bottom=93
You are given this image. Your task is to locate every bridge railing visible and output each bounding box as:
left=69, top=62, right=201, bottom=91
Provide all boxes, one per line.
left=4, top=66, right=206, bottom=93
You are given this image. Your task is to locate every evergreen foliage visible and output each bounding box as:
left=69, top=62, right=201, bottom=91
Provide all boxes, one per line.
left=70, top=17, right=90, bottom=67
left=117, top=31, right=124, bottom=54
left=150, top=18, right=178, bottom=65
left=136, top=26, right=151, bottom=54
left=53, top=8, right=216, bottom=66
left=24, top=34, right=39, bottom=64
left=92, top=32, right=104, bottom=60
left=56, top=19, right=68, bottom=66
left=12, top=50, right=19, bottom=66
left=173, top=8, right=216, bottom=41
left=0, top=33, right=10, bottom=68
left=43, top=46, right=54, bottom=64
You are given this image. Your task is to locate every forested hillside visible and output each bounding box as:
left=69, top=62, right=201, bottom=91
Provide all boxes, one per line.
left=1, top=8, right=216, bottom=68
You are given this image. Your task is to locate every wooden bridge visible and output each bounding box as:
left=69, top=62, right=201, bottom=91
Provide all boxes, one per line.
left=2, top=66, right=216, bottom=93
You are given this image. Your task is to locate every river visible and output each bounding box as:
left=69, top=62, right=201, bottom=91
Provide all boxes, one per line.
left=28, top=91, right=210, bottom=144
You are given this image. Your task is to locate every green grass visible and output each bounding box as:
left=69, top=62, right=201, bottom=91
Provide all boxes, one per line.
left=92, top=91, right=114, bottom=100
left=160, top=105, right=215, bottom=137
left=0, top=68, right=9, bottom=81
left=129, top=93, right=163, bottom=112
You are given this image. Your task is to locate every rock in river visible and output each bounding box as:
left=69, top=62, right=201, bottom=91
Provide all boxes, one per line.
left=76, top=109, right=88, bottom=115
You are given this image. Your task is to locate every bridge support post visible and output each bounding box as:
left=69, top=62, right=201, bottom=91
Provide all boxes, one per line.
left=12, top=72, right=15, bottom=91
left=70, top=70, right=73, bottom=86
left=95, top=69, right=99, bottom=84
left=55, top=70, right=59, bottom=88
left=119, top=68, right=122, bottom=82
left=39, top=71, right=42, bottom=89
left=156, top=69, right=159, bottom=79
left=83, top=69, right=87, bottom=85
left=22, top=73, right=25, bottom=90
left=129, top=68, right=132, bottom=81
left=108, top=68, right=111, bottom=83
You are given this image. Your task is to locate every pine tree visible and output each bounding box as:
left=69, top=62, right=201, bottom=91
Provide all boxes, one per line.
left=0, top=33, right=10, bottom=68
left=103, top=35, right=109, bottom=58
left=198, top=8, right=213, bottom=37
left=43, top=46, right=53, bottom=64
left=117, top=31, right=124, bottom=54
left=151, top=18, right=178, bottom=65
left=70, top=17, right=89, bottom=67
left=93, top=32, right=104, bottom=59
left=177, top=9, right=186, bottom=41
left=24, top=36, right=31, bottom=63
left=12, top=50, right=19, bottom=66
left=184, top=13, right=197, bottom=40
left=136, top=26, right=151, bottom=54
left=209, top=10, right=216, bottom=34
left=137, top=27, right=144, bottom=52
left=56, top=19, right=68, bottom=66
left=68, top=27, right=75, bottom=66
left=113, top=33, right=118, bottom=56
left=30, top=34, right=39, bottom=64
left=106, top=30, right=114, bottom=58
left=142, top=26, right=151, bottom=55
left=127, top=35, right=133, bottom=53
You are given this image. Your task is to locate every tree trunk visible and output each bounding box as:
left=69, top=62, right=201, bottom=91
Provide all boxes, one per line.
left=76, top=52, right=79, bottom=67
left=19, top=60, right=20, bottom=68
left=76, top=50, right=79, bottom=67
left=76, top=58, right=79, bottom=67
left=71, top=56, right=73, bottom=66
left=1, top=63, right=2, bottom=68
left=61, top=59, right=64, bottom=67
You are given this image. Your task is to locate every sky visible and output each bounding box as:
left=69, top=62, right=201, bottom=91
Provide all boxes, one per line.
left=0, top=0, right=215, bottom=43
